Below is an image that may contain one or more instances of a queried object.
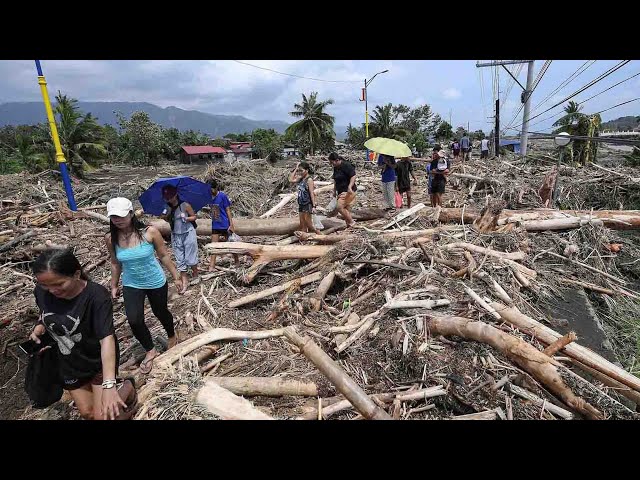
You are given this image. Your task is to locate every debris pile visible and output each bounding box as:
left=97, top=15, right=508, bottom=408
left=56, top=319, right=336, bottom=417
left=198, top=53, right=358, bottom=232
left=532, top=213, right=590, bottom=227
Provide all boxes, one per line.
left=1, top=144, right=640, bottom=420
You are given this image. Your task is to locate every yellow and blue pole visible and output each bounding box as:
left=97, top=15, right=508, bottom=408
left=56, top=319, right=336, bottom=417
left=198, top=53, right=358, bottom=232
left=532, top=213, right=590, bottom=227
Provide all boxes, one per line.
left=364, top=79, right=370, bottom=162
left=35, top=60, right=77, bottom=211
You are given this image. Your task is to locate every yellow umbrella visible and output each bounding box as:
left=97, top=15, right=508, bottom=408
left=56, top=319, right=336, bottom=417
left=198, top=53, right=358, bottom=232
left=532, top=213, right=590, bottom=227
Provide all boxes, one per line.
left=364, top=137, right=412, bottom=158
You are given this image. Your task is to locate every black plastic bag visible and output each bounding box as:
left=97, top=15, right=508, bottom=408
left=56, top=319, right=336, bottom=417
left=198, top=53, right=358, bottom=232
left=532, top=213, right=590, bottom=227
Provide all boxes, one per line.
left=24, top=333, right=63, bottom=409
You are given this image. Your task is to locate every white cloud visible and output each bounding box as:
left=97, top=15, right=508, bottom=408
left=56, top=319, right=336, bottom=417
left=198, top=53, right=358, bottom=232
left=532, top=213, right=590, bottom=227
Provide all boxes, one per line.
left=442, top=88, right=461, bottom=99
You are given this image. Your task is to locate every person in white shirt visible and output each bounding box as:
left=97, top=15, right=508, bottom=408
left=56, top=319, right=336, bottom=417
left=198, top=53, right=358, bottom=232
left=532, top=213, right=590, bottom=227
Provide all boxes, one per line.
left=480, top=138, right=490, bottom=159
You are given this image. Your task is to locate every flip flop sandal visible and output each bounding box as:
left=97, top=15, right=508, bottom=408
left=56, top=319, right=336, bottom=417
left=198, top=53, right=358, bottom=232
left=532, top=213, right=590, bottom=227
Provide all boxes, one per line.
left=138, top=356, right=156, bottom=375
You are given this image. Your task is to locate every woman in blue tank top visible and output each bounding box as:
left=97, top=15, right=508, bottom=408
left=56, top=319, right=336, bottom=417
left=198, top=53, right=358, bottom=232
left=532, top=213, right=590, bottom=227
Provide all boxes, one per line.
left=105, top=197, right=184, bottom=375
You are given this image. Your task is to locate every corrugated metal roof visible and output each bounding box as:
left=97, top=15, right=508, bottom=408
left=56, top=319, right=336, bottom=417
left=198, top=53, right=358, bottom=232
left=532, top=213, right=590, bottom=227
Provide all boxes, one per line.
left=181, top=146, right=227, bottom=155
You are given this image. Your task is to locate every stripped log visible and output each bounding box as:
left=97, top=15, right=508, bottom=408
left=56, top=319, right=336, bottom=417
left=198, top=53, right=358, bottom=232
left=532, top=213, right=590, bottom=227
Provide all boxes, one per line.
left=229, top=272, right=323, bottom=308
left=196, top=380, right=274, bottom=420
left=506, top=384, right=574, bottom=420
left=490, top=302, right=640, bottom=394
left=283, top=326, right=392, bottom=420
left=208, top=377, right=318, bottom=397
left=204, top=242, right=332, bottom=283
left=333, top=313, right=360, bottom=347
left=309, top=271, right=336, bottom=311
left=439, top=242, right=526, bottom=261
left=428, top=315, right=603, bottom=419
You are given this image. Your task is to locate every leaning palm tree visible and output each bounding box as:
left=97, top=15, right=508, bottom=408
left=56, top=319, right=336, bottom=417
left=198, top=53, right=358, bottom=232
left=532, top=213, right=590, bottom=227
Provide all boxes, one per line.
left=286, top=92, right=335, bottom=155
left=369, top=104, right=409, bottom=140
left=52, top=92, right=107, bottom=176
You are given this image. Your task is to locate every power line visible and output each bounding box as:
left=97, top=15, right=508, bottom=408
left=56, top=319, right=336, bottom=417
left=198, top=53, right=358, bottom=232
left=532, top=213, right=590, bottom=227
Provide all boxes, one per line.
left=514, top=71, right=639, bottom=132
left=231, top=60, right=361, bottom=83
left=521, top=60, right=631, bottom=125
left=530, top=60, right=596, bottom=114
left=505, top=97, right=640, bottom=134
left=502, top=61, right=551, bottom=134
left=593, top=97, right=640, bottom=115
left=579, top=71, right=640, bottom=104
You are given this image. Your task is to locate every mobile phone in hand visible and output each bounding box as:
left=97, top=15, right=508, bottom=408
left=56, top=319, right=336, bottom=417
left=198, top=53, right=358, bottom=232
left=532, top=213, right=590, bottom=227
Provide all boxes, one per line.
left=19, top=339, right=44, bottom=356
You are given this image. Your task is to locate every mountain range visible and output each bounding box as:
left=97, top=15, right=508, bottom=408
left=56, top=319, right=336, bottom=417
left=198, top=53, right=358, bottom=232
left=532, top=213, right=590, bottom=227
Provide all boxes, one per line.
left=0, top=101, right=348, bottom=140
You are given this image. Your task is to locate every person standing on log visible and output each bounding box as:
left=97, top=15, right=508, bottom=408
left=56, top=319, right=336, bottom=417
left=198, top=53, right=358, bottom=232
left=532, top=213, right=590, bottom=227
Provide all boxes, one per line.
left=377, top=153, right=397, bottom=211
left=159, top=185, right=199, bottom=288
left=105, top=197, right=182, bottom=375
left=430, top=149, right=450, bottom=207
left=289, top=161, right=321, bottom=234
left=208, top=179, right=240, bottom=271
left=328, top=152, right=357, bottom=228
left=395, top=156, right=418, bottom=208
left=30, top=248, right=138, bottom=420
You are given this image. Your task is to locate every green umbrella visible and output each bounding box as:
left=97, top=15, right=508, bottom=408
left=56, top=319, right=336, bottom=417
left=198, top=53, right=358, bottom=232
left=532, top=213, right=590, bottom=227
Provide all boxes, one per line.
left=364, top=137, right=412, bottom=158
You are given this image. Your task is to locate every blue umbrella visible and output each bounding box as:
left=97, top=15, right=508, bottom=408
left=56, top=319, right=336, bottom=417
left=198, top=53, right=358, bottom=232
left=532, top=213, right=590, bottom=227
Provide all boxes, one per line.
left=139, top=176, right=213, bottom=215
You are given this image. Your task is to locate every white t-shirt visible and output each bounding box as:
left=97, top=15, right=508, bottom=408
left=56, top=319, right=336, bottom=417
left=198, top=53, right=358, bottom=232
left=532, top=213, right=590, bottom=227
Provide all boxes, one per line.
left=481, top=139, right=489, bottom=151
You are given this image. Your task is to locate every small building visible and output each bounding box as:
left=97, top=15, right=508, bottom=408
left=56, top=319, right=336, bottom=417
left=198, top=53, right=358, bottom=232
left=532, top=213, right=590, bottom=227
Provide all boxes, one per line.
left=283, top=144, right=301, bottom=157
left=180, top=145, right=226, bottom=164
left=228, top=142, right=254, bottom=161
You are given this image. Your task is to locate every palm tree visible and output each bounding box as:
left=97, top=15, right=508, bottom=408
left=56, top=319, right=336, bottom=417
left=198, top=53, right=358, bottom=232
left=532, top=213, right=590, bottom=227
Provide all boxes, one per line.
left=346, top=123, right=366, bottom=149
left=552, top=101, right=584, bottom=131
left=52, top=92, right=107, bottom=175
left=369, top=104, right=408, bottom=140
left=14, top=134, right=48, bottom=172
left=286, top=92, right=335, bottom=155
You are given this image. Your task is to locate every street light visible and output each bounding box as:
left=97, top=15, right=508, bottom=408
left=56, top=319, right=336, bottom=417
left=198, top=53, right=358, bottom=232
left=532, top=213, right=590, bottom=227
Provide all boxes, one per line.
left=360, top=69, right=389, bottom=161
left=552, top=132, right=572, bottom=204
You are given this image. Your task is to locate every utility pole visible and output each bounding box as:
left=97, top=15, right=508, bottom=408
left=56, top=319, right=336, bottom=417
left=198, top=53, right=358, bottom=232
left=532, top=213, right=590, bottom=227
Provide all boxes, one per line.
left=495, top=99, right=500, bottom=157
left=520, top=61, right=535, bottom=156
left=360, top=69, right=389, bottom=162
left=476, top=60, right=534, bottom=156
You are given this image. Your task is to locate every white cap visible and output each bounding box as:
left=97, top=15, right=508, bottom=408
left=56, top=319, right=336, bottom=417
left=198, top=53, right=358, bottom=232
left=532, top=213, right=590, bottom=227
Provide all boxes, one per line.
left=106, top=197, right=133, bottom=217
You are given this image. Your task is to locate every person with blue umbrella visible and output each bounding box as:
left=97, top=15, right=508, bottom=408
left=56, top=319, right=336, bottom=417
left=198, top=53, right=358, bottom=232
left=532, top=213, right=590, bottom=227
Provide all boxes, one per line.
left=139, top=176, right=213, bottom=286
left=159, top=185, right=199, bottom=287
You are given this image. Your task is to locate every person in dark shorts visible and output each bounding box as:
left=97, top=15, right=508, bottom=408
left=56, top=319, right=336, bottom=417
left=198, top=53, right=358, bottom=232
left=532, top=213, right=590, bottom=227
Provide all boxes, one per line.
left=30, top=249, right=137, bottom=420
left=450, top=138, right=461, bottom=162
left=460, top=133, right=471, bottom=162
left=328, top=152, right=357, bottom=227
left=395, top=156, right=418, bottom=208
left=208, top=179, right=239, bottom=271
left=289, top=161, right=321, bottom=234
left=430, top=149, right=451, bottom=207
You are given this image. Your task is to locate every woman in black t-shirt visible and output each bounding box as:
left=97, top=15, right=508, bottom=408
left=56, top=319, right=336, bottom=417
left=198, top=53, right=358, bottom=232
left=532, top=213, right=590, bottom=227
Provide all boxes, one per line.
left=30, top=249, right=137, bottom=420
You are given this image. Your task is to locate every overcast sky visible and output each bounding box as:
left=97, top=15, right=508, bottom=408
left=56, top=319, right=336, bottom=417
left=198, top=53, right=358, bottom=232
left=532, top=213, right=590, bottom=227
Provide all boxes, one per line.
left=1, top=60, right=638, bottom=134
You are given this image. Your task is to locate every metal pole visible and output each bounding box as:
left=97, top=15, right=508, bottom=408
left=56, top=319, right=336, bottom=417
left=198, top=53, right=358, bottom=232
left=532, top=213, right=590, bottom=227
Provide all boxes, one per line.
left=495, top=99, right=500, bottom=157
left=364, top=79, right=369, bottom=162
left=520, top=60, right=535, bottom=157
left=35, top=60, right=77, bottom=211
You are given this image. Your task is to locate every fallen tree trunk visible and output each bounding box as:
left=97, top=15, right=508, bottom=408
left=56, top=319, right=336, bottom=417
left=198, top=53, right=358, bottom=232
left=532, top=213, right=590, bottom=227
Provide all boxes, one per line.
left=150, top=217, right=342, bottom=238
left=418, top=207, right=640, bottom=231
left=229, top=271, right=323, bottom=308
left=309, top=271, right=336, bottom=312
left=428, top=315, right=603, bottom=419
left=208, top=377, right=318, bottom=397
left=439, top=242, right=526, bottom=261
left=295, top=232, right=355, bottom=244
left=283, top=326, right=392, bottom=420
left=204, top=241, right=332, bottom=283
left=490, top=302, right=640, bottom=394
left=0, top=230, right=36, bottom=253
left=196, top=380, right=274, bottom=420
left=156, top=327, right=285, bottom=368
